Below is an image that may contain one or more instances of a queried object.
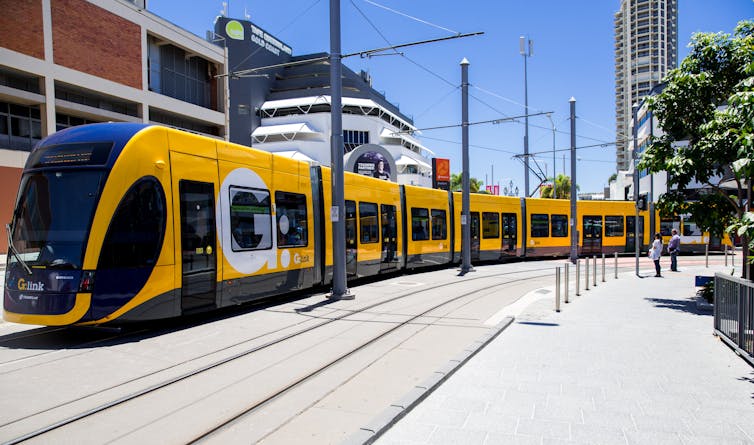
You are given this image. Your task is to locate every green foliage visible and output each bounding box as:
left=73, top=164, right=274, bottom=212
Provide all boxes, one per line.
left=450, top=173, right=484, bottom=193
left=540, top=174, right=574, bottom=199
left=638, top=20, right=754, bottom=240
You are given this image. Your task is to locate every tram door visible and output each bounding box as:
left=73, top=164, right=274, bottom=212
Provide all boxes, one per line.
left=345, top=200, right=358, bottom=278
left=381, top=204, right=398, bottom=271
left=625, top=216, right=644, bottom=251
left=171, top=151, right=219, bottom=313
left=502, top=212, right=517, bottom=256
left=471, top=212, right=480, bottom=261
left=582, top=215, right=603, bottom=255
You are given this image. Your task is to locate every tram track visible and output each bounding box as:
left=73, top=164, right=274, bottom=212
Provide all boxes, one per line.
left=1, top=266, right=551, bottom=444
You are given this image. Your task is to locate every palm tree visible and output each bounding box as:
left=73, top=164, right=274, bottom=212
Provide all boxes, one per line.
left=541, top=174, right=574, bottom=199
left=450, top=173, right=483, bottom=193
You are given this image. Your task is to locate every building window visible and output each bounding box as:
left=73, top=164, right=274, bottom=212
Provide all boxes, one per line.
left=0, top=102, right=41, bottom=151
left=0, top=68, right=40, bottom=94
left=56, top=113, right=100, bottom=132
left=148, top=36, right=212, bottom=109
left=343, top=130, right=369, bottom=153
left=56, top=83, right=138, bottom=117
left=150, top=109, right=220, bottom=136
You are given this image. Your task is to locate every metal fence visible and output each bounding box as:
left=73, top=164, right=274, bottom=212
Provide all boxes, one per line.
left=714, top=273, right=754, bottom=366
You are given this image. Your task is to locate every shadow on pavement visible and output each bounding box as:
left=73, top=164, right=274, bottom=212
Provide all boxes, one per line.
left=644, top=297, right=711, bottom=316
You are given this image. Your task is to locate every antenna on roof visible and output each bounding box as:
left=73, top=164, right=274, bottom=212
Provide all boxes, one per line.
left=220, top=1, right=228, bottom=17
left=244, top=6, right=250, bottom=19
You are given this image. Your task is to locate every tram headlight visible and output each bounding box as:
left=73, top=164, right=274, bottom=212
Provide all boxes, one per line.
left=79, top=271, right=96, bottom=292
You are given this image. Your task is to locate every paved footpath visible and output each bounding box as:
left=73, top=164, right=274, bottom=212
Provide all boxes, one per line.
left=376, top=262, right=754, bottom=445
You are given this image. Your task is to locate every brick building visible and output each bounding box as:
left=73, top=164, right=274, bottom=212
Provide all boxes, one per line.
left=0, top=0, right=228, bottom=252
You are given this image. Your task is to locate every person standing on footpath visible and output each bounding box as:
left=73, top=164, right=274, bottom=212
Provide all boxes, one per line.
left=649, top=233, right=663, bottom=277
left=668, top=228, right=681, bottom=271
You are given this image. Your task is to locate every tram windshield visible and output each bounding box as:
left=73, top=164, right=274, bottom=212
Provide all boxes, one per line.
left=9, top=170, right=105, bottom=270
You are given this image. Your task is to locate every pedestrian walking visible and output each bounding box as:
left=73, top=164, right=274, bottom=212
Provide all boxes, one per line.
left=649, top=233, right=663, bottom=277
left=668, top=228, right=681, bottom=271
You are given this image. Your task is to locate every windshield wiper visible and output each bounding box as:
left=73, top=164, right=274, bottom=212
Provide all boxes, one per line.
left=5, top=223, right=32, bottom=275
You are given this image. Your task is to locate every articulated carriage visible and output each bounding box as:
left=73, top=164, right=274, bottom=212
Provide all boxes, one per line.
left=3, top=123, right=724, bottom=326
left=452, top=193, right=522, bottom=262
left=403, top=185, right=453, bottom=269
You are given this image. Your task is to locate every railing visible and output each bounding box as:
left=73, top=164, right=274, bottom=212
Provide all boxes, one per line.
left=714, top=273, right=754, bottom=366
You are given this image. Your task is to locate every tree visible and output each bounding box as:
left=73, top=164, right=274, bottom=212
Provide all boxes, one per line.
left=540, top=174, right=574, bottom=199
left=638, top=20, right=754, bottom=274
left=450, top=173, right=484, bottom=193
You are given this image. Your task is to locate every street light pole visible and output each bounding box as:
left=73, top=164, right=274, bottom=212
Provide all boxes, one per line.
left=546, top=113, right=555, bottom=197
left=520, top=36, right=533, bottom=197
left=632, top=103, right=640, bottom=277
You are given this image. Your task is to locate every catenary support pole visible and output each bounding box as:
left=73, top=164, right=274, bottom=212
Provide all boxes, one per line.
left=328, top=0, right=352, bottom=300
left=460, top=58, right=473, bottom=274
left=569, top=98, right=578, bottom=264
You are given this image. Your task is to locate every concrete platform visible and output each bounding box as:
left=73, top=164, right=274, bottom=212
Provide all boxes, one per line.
left=374, top=260, right=754, bottom=445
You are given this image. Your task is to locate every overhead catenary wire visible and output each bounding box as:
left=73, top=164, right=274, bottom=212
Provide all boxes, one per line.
left=362, top=0, right=460, bottom=35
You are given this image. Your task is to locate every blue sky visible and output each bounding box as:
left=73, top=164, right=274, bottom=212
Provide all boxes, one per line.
left=148, top=0, right=752, bottom=195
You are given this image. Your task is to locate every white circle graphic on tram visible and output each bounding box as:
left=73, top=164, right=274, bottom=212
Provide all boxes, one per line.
left=280, top=249, right=290, bottom=268
left=279, top=214, right=290, bottom=235
left=217, top=168, right=278, bottom=274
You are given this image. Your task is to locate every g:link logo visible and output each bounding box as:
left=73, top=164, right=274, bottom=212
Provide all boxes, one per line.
left=17, top=278, right=45, bottom=291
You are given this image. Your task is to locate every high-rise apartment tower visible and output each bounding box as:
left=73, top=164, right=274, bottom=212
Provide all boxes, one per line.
left=614, top=0, right=678, bottom=170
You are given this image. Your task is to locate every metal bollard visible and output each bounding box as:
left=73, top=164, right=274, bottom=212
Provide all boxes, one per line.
left=614, top=252, right=618, bottom=279
left=601, top=253, right=606, bottom=282
left=583, top=259, right=588, bottom=291
left=564, top=262, right=570, bottom=303
left=555, top=267, right=561, bottom=312
left=576, top=259, right=581, bottom=296
left=705, top=243, right=709, bottom=268
left=593, top=255, right=597, bottom=287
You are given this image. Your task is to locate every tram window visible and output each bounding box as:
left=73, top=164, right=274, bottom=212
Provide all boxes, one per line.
left=275, top=191, right=308, bottom=247
left=229, top=186, right=271, bottom=251
left=411, top=208, right=430, bottom=241
left=660, top=218, right=676, bottom=237
left=551, top=214, right=568, bottom=237
left=431, top=209, right=447, bottom=240
left=99, top=177, right=166, bottom=269
left=683, top=220, right=701, bottom=236
left=482, top=212, right=500, bottom=239
left=359, top=202, right=379, bottom=243
left=531, top=213, right=549, bottom=238
left=605, top=216, right=624, bottom=237
left=346, top=200, right=357, bottom=249
left=583, top=216, right=603, bottom=238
